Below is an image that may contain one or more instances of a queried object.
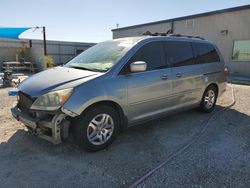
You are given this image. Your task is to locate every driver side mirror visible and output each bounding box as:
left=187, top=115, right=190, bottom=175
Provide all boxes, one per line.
left=130, top=61, right=147, bottom=73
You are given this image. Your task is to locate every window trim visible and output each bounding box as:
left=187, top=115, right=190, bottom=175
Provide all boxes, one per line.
left=232, top=39, right=250, bottom=62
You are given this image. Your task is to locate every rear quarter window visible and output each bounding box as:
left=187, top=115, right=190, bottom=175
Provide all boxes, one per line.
left=195, top=42, right=220, bottom=64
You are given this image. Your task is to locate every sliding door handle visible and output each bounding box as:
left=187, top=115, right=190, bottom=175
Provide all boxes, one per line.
left=161, top=74, right=168, bottom=80
left=176, top=72, right=183, bottom=78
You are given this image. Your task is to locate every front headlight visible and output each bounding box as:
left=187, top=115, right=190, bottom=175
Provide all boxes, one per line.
left=30, top=88, right=73, bottom=111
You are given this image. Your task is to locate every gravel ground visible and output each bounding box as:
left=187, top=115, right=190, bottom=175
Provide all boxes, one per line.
left=140, top=85, right=250, bottom=188
left=0, top=84, right=249, bottom=187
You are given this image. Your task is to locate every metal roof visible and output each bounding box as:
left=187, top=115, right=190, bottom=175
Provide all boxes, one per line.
left=112, top=4, right=250, bottom=31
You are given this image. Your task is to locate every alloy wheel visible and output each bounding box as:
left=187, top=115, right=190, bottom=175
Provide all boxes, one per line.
left=87, top=113, right=114, bottom=145
left=204, top=90, right=216, bottom=109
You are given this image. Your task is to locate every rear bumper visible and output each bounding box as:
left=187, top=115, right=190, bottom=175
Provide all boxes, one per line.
left=11, top=106, right=70, bottom=144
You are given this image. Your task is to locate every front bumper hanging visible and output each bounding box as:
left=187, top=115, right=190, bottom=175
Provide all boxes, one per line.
left=11, top=106, right=70, bottom=144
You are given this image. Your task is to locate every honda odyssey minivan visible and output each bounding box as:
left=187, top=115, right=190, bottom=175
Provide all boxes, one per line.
left=11, top=35, right=227, bottom=151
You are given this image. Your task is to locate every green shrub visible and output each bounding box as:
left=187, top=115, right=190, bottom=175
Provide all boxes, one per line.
left=44, top=55, right=54, bottom=68
left=17, top=44, right=29, bottom=62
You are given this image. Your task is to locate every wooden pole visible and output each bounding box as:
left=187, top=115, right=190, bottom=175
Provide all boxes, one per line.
left=43, top=26, right=47, bottom=56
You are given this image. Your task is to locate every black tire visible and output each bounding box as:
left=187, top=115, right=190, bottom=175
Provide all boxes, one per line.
left=72, top=105, right=120, bottom=152
left=199, top=85, right=218, bottom=113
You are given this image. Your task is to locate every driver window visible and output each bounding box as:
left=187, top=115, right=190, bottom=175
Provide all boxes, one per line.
left=128, top=42, right=167, bottom=72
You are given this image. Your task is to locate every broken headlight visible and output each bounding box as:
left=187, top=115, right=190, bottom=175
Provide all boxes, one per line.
left=30, top=88, right=73, bottom=111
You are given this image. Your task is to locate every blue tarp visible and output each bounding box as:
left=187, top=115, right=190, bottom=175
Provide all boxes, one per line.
left=0, top=27, right=31, bottom=39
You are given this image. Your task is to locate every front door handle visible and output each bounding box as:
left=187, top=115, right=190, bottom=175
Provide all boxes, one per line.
left=176, top=72, right=183, bottom=78
left=161, top=74, right=168, bottom=80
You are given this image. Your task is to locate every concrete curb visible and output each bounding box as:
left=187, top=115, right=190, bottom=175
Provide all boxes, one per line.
left=228, top=76, right=250, bottom=85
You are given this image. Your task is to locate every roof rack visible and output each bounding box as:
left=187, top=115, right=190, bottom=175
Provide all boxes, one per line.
left=142, top=31, right=205, bottom=40
left=169, top=34, right=205, bottom=40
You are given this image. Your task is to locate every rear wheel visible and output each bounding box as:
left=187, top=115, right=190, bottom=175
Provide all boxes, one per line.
left=72, top=105, right=120, bottom=152
left=199, top=85, right=218, bottom=113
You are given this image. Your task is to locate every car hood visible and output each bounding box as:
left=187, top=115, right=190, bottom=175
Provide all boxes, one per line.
left=18, top=66, right=102, bottom=97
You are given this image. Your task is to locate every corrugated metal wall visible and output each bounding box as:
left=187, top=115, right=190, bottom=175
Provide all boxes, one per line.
left=0, top=39, right=28, bottom=68
left=113, top=22, right=172, bottom=39
left=0, top=39, right=95, bottom=70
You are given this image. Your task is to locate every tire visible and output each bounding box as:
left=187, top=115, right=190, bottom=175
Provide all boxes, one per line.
left=72, top=105, right=120, bottom=152
left=199, top=85, right=218, bottom=113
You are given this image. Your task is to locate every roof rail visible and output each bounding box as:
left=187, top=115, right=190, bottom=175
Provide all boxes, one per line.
left=143, top=31, right=169, bottom=36
left=142, top=31, right=205, bottom=40
left=169, top=34, right=205, bottom=40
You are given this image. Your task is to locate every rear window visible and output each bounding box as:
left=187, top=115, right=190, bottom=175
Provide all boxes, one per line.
left=163, top=41, right=196, bottom=67
left=195, top=43, right=220, bottom=64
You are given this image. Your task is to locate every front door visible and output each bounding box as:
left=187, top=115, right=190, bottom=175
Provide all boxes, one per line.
left=124, top=41, right=172, bottom=123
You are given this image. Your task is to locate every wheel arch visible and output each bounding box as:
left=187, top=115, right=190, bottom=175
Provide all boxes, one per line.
left=79, top=100, right=128, bottom=131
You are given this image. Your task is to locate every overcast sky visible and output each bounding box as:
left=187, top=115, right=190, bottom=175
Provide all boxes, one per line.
left=1, top=0, right=249, bottom=43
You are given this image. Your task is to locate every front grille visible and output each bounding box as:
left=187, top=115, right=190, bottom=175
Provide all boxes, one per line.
left=17, top=91, right=36, bottom=117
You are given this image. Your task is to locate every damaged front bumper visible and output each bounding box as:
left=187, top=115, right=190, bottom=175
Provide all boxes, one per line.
left=11, top=106, right=70, bottom=144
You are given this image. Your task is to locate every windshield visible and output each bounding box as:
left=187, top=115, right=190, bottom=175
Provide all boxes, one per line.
left=66, top=38, right=140, bottom=72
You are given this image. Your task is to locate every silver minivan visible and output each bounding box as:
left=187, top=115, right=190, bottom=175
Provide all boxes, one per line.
left=11, top=35, right=227, bottom=151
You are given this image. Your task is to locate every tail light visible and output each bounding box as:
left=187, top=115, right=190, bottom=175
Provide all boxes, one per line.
left=223, top=67, right=229, bottom=77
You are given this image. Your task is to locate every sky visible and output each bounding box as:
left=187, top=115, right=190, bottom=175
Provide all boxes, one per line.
left=0, top=0, right=249, bottom=43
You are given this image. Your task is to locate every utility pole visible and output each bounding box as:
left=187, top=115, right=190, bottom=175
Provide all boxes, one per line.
left=43, top=26, right=47, bottom=56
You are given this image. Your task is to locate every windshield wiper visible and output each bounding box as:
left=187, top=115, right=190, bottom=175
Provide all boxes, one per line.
left=68, top=65, right=105, bottom=72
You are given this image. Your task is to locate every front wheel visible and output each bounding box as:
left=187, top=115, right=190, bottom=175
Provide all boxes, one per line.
left=199, top=86, right=218, bottom=113
left=72, top=105, right=120, bottom=152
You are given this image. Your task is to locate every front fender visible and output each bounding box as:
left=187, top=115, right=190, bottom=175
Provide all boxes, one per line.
left=62, top=76, right=127, bottom=116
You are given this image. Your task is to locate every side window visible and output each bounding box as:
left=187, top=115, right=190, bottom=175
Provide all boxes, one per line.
left=164, top=41, right=196, bottom=67
left=195, top=43, right=220, bottom=64
left=128, top=42, right=167, bottom=71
